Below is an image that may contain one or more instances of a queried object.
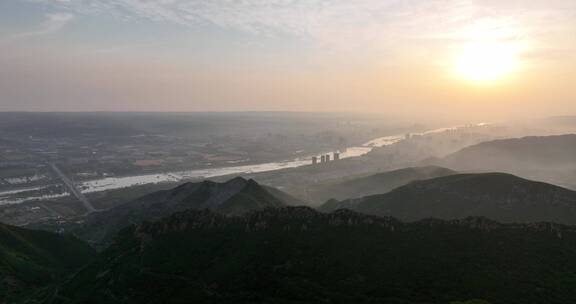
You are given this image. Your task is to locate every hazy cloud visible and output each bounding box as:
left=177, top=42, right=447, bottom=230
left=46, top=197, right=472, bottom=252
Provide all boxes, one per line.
left=25, top=0, right=575, bottom=53
left=28, top=0, right=474, bottom=36
left=29, top=1, right=574, bottom=32
left=1, top=12, right=73, bottom=44
left=1, top=0, right=574, bottom=114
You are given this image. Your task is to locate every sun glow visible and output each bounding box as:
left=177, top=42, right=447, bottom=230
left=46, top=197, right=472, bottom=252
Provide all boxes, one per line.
left=452, top=19, right=528, bottom=84
left=455, top=41, right=521, bottom=83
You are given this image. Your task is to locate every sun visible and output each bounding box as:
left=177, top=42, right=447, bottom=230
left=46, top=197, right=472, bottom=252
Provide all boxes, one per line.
left=455, top=41, right=521, bottom=83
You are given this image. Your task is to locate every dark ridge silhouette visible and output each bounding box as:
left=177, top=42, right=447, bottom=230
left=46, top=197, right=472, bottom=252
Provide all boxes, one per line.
left=439, top=134, right=576, bottom=187
left=321, top=172, right=576, bottom=224
left=309, top=166, right=457, bottom=202
left=0, top=223, right=95, bottom=302
left=39, top=177, right=292, bottom=248
left=43, top=207, right=576, bottom=304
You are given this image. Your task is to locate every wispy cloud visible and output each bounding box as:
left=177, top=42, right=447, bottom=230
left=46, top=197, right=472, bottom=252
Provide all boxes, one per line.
left=31, top=1, right=573, bottom=31
left=27, top=0, right=575, bottom=52
left=25, top=0, right=480, bottom=52
left=29, top=0, right=469, bottom=34
left=30, top=13, right=74, bottom=35
left=1, top=12, right=74, bottom=44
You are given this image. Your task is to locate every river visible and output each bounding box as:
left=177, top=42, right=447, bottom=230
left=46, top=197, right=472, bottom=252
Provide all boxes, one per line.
left=0, top=123, right=488, bottom=205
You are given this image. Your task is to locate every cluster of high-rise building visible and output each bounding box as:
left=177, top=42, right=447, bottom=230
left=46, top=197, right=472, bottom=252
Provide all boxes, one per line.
left=312, top=151, right=340, bottom=165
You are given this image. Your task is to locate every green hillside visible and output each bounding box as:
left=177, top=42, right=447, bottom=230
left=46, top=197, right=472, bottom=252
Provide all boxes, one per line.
left=0, top=223, right=95, bottom=302
left=39, top=177, right=289, bottom=249
left=42, top=207, right=576, bottom=304
left=311, top=166, right=456, bottom=202
left=324, top=173, right=576, bottom=224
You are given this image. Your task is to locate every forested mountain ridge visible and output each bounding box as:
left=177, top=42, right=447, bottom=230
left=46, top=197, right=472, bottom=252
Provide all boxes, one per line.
left=438, top=134, right=576, bottom=188
left=0, top=223, right=95, bottom=302
left=309, top=166, right=456, bottom=202
left=41, top=207, right=576, bottom=304
left=321, top=172, right=576, bottom=224
left=34, top=177, right=292, bottom=249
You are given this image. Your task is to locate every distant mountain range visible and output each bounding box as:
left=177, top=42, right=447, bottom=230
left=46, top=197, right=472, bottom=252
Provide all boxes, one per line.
left=48, top=177, right=295, bottom=248
left=308, top=166, right=456, bottom=202
left=321, top=172, right=576, bottom=224
left=0, top=222, right=95, bottom=302
left=438, top=134, right=576, bottom=188
left=42, top=207, right=576, bottom=304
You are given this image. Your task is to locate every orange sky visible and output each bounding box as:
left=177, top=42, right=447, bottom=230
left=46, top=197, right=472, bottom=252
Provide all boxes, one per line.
left=0, top=0, right=575, bottom=120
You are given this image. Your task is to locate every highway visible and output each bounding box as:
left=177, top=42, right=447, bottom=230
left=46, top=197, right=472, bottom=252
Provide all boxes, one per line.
left=49, top=163, right=97, bottom=214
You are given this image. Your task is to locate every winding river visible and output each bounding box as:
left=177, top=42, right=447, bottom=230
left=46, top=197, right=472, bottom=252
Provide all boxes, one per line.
left=0, top=123, right=488, bottom=205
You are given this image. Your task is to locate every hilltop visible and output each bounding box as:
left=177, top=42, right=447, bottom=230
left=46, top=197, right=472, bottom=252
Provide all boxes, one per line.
left=42, top=207, right=576, bottom=304
left=439, top=134, right=576, bottom=188
left=321, top=173, right=576, bottom=224
left=0, top=223, right=95, bottom=302
left=42, top=177, right=294, bottom=248
left=309, top=166, right=456, bottom=202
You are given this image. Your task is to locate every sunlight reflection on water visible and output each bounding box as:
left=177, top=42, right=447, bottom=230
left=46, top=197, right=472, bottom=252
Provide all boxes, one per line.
left=0, top=123, right=489, bottom=205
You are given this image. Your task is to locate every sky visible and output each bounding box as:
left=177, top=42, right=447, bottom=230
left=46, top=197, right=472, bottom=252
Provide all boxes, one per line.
left=0, top=0, right=575, bottom=119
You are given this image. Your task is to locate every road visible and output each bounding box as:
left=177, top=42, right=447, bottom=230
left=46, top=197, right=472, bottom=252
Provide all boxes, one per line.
left=49, top=163, right=97, bottom=213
